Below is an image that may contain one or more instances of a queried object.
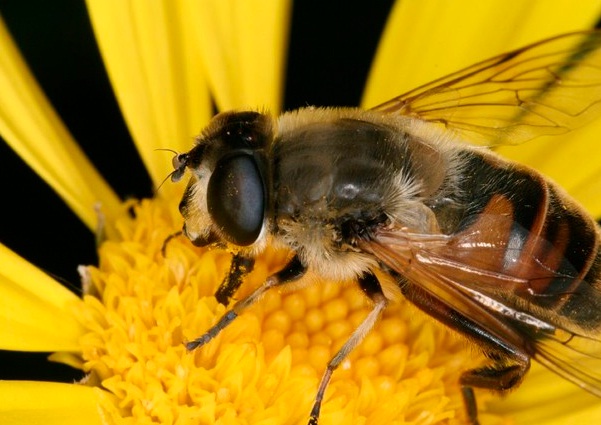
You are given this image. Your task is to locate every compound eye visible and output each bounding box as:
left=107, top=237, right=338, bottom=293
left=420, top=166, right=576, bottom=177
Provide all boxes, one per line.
left=207, top=154, right=265, bottom=246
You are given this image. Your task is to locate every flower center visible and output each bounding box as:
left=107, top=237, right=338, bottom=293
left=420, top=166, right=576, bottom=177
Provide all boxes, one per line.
left=75, top=189, right=500, bottom=424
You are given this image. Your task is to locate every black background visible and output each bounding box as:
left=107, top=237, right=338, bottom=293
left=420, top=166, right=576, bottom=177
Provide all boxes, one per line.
left=0, top=1, right=394, bottom=383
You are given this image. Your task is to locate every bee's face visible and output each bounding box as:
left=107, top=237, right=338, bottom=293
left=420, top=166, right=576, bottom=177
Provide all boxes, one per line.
left=175, top=111, right=274, bottom=248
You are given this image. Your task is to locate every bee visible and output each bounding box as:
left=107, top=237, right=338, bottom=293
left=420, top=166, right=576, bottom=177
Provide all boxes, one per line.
left=170, top=31, right=601, bottom=424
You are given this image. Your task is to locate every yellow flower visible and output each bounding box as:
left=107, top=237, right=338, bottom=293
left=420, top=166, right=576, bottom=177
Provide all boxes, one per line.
left=1, top=1, right=601, bottom=425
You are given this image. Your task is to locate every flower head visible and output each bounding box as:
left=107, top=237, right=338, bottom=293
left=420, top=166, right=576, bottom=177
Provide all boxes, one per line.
left=2, top=1, right=601, bottom=425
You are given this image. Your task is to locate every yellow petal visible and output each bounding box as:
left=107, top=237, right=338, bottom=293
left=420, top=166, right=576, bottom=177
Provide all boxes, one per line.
left=0, top=381, right=103, bottom=425
left=86, top=0, right=213, bottom=187
left=570, top=165, right=601, bottom=217
left=487, top=363, right=601, bottom=424
left=0, top=244, right=85, bottom=351
left=0, top=15, right=121, bottom=231
left=362, top=0, right=601, bottom=108
left=183, top=0, right=291, bottom=112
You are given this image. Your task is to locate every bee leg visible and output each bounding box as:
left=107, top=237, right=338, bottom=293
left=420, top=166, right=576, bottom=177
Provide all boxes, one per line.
left=160, top=231, right=183, bottom=257
left=308, top=272, right=388, bottom=425
left=186, top=255, right=306, bottom=350
left=396, top=276, right=530, bottom=425
left=214, top=253, right=255, bottom=305
left=460, top=361, right=529, bottom=425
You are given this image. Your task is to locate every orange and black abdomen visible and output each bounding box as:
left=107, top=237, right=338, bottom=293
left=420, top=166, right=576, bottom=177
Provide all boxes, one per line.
left=440, top=151, right=601, bottom=330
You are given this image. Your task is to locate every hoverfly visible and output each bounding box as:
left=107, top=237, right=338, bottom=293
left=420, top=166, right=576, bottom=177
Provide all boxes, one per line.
left=170, top=31, right=601, bottom=424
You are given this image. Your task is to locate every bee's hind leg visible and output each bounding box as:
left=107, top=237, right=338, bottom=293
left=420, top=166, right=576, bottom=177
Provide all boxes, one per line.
left=460, top=360, right=529, bottom=425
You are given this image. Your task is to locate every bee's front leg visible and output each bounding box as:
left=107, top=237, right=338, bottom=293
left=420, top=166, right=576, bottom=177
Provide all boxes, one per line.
left=215, top=253, right=255, bottom=305
left=186, top=255, right=306, bottom=351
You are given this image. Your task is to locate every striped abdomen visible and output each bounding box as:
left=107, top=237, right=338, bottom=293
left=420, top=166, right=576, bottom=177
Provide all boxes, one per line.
left=436, top=152, right=601, bottom=330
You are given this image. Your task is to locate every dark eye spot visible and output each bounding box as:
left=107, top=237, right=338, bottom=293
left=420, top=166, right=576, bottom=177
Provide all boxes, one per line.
left=207, top=154, right=265, bottom=246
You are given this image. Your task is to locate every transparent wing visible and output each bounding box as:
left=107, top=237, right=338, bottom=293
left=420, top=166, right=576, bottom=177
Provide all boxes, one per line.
left=537, top=331, right=601, bottom=396
left=372, top=31, right=601, bottom=146
left=360, top=221, right=601, bottom=395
